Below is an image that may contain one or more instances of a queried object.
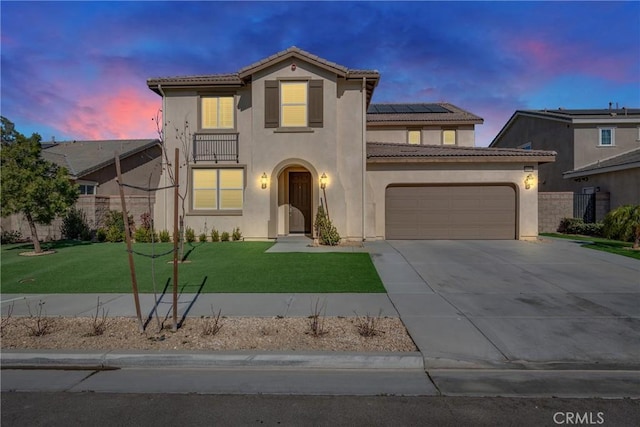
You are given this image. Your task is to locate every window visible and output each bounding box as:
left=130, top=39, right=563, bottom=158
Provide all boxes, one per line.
left=599, top=127, right=615, bottom=146
left=280, top=82, right=307, bottom=127
left=265, top=80, right=323, bottom=128
left=193, top=168, right=244, bottom=211
left=519, top=142, right=532, bottom=150
left=201, top=96, right=234, bottom=129
left=442, top=130, right=456, bottom=145
left=78, top=184, right=95, bottom=195
left=408, top=130, right=421, bottom=145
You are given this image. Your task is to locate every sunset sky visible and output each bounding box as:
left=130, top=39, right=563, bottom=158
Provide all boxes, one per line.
left=2, top=1, right=639, bottom=146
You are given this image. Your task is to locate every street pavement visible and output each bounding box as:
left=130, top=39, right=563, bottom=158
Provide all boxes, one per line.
left=1, top=236, right=639, bottom=397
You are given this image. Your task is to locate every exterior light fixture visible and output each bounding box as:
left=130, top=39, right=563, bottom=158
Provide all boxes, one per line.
left=320, top=173, right=328, bottom=189
left=261, top=172, right=268, bottom=189
left=524, top=174, right=535, bottom=190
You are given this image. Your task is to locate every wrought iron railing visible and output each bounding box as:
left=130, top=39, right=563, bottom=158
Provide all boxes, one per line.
left=193, top=133, right=239, bottom=163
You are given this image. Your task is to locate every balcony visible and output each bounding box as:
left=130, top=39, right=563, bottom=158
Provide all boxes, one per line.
left=193, top=133, right=239, bottom=163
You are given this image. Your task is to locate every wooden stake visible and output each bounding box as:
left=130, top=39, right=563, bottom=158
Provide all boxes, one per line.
left=172, top=148, right=179, bottom=331
left=115, top=153, right=144, bottom=332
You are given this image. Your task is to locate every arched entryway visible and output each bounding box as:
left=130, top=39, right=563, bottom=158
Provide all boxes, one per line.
left=270, top=160, right=318, bottom=237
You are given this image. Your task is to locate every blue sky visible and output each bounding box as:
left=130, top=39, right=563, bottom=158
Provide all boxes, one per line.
left=1, top=1, right=639, bottom=146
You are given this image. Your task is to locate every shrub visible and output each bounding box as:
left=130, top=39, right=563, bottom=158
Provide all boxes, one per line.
left=199, top=233, right=207, bottom=243
left=134, top=227, right=158, bottom=243
left=102, top=210, right=133, bottom=242
left=185, top=227, right=196, bottom=243
left=61, top=207, right=91, bottom=240
left=221, top=231, right=230, bottom=242
left=314, top=204, right=340, bottom=246
left=96, top=228, right=107, bottom=242
left=602, top=205, right=640, bottom=246
left=159, top=230, right=171, bottom=242
left=1, top=229, right=23, bottom=244
left=232, top=227, right=242, bottom=241
left=557, top=218, right=603, bottom=237
left=211, top=229, right=220, bottom=242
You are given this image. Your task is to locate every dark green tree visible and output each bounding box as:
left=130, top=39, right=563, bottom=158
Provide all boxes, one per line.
left=1, top=117, right=78, bottom=253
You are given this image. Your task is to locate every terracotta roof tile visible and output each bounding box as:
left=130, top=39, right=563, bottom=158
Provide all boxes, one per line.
left=564, top=148, right=640, bottom=176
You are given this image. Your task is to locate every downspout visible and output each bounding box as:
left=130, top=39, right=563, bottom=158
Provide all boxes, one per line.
left=158, top=84, right=168, bottom=231
left=361, top=77, right=367, bottom=242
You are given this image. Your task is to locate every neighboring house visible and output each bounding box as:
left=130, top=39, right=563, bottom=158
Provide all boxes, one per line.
left=147, top=46, right=555, bottom=241
left=1, top=139, right=162, bottom=240
left=490, top=108, right=640, bottom=210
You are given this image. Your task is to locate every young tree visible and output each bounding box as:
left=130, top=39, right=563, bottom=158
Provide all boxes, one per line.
left=1, top=117, right=78, bottom=253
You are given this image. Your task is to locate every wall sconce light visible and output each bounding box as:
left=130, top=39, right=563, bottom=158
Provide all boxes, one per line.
left=261, top=172, right=268, bottom=189
left=524, top=174, right=535, bottom=190
left=320, top=173, right=328, bottom=189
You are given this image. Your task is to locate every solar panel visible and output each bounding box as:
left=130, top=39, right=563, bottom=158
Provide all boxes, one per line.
left=368, top=103, right=452, bottom=114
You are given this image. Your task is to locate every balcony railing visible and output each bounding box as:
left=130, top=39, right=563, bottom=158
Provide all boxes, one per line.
left=193, top=133, right=239, bottom=163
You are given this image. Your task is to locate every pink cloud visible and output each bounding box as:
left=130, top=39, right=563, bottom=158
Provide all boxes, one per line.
left=59, top=86, right=161, bottom=140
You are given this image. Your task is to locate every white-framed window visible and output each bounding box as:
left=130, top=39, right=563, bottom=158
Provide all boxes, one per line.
left=280, top=82, right=308, bottom=127
left=78, top=184, right=95, bottom=195
left=201, top=96, right=235, bottom=129
left=598, top=127, right=615, bottom=146
left=442, top=129, right=456, bottom=145
left=408, top=130, right=421, bottom=145
left=192, top=168, right=244, bottom=211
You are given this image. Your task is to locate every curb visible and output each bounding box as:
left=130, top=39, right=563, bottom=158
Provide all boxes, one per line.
left=1, top=350, right=425, bottom=370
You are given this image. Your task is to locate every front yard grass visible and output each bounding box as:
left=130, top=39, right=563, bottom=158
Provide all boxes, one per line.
left=540, top=233, right=640, bottom=260
left=0, top=241, right=386, bottom=293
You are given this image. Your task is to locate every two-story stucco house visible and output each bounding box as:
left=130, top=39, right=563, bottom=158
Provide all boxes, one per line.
left=147, top=47, right=555, bottom=241
left=490, top=108, right=640, bottom=209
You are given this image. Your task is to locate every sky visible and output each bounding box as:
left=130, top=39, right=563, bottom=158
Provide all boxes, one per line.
left=1, top=1, right=639, bottom=146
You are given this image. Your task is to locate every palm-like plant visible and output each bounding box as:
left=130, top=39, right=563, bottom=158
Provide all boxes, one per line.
left=602, top=205, right=640, bottom=249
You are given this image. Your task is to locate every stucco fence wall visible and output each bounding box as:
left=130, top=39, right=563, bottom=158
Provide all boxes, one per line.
left=537, top=192, right=611, bottom=233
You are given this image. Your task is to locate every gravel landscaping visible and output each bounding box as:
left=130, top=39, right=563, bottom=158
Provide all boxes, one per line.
left=0, top=316, right=417, bottom=352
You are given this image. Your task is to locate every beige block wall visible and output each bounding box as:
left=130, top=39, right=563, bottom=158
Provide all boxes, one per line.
left=538, top=192, right=573, bottom=233
left=365, top=162, right=540, bottom=240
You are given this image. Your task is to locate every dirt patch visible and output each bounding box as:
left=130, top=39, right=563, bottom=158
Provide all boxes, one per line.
left=0, top=316, right=417, bottom=352
left=18, top=250, right=56, bottom=257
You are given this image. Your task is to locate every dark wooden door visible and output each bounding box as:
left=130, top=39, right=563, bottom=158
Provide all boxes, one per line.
left=289, top=172, right=311, bottom=233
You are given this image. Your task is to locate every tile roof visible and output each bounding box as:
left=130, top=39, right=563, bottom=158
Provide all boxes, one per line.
left=42, top=139, right=160, bottom=178
left=367, top=103, right=483, bottom=125
left=563, top=148, right=640, bottom=177
left=521, top=108, right=640, bottom=121
left=366, top=142, right=556, bottom=163
left=147, top=46, right=380, bottom=95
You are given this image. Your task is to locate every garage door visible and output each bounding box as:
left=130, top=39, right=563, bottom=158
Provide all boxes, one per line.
left=385, top=185, right=516, bottom=239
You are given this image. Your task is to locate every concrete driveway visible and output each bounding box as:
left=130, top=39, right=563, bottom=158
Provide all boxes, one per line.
left=367, top=238, right=640, bottom=369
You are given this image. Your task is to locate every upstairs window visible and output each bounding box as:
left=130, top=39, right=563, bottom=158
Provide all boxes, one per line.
left=408, top=130, right=421, bottom=145
left=265, top=80, right=323, bottom=128
left=599, top=128, right=615, bottom=146
left=192, top=168, right=244, bottom=211
left=281, top=82, right=307, bottom=127
left=443, top=130, right=456, bottom=145
left=202, top=96, right=234, bottom=129
left=78, top=184, right=95, bottom=195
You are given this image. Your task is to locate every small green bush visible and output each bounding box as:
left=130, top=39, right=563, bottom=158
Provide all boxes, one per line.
left=159, top=230, right=171, bottom=243
left=211, top=229, right=220, bottom=242
left=314, top=204, right=340, bottom=246
left=602, top=205, right=640, bottom=244
left=134, top=227, right=158, bottom=243
left=185, top=227, right=196, bottom=243
left=1, top=229, right=23, bottom=244
left=557, top=218, right=603, bottom=237
left=199, top=233, right=207, bottom=242
left=102, top=210, right=133, bottom=242
left=232, top=227, right=242, bottom=241
left=61, top=207, right=91, bottom=241
left=96, top=228, right=107, bottom=242
left=221, top=231, right=230, bottom=242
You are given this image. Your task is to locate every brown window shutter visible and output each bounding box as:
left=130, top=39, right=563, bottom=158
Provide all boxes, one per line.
left=308, top=80, right=323, bottom=128
left=264, top=80, right=279, bottom=128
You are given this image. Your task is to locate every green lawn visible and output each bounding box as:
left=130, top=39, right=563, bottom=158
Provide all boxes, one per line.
left=540, top=233, right=640, bottom=260
left=0, top=241, right=385, bottom=293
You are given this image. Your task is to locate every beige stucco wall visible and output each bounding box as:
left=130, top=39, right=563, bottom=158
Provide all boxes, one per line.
left=579, top=168, right=640, bottom=208
left=365, top=162, right=540, bottom=240
left=154, top=58, right=367, bottom=240
left=573, top=124, right=640, bottom=168
left=367, top=126, right=475, bottom=147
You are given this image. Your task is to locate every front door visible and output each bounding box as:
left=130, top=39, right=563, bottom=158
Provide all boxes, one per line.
left=289, top=172, right=311, bottom=234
